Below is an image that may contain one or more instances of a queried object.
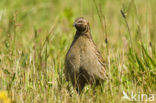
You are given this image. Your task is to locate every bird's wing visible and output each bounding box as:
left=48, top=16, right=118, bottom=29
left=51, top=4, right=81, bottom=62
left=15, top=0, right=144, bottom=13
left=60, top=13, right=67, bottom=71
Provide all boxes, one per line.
left=92, top=40, right=108, bottom=80
left=80, top=38, right=108, bottom=81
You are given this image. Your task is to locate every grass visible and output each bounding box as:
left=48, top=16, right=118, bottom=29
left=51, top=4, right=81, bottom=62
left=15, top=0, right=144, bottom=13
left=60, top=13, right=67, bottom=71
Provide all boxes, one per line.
left=0, top=0, right=156, bottom=103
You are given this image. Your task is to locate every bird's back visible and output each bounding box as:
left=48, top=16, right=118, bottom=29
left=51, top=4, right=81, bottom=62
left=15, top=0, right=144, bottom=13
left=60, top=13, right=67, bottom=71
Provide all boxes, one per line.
left=65, top=34, right=107, bottom=84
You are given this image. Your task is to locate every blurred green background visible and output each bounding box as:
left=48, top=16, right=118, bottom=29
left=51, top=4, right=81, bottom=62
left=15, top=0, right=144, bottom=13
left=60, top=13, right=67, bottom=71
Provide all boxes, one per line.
left=0, top=0, right=156, bottom=103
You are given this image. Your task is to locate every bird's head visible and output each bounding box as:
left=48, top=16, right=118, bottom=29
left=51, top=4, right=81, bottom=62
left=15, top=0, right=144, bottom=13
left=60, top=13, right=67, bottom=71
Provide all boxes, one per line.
left=73, top=17, right=90, bottom=32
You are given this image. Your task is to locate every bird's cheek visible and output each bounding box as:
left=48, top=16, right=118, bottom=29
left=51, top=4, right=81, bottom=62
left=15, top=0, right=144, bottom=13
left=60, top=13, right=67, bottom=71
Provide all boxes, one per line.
left=76, top=25, right=82, bottom=30
left=76, top=24, right=81, bottom=28
left=81, top=25, right=87, bottom=31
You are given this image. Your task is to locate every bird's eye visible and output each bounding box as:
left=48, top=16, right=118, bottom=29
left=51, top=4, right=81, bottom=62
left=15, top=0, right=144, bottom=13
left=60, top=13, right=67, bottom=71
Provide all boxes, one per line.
left=78, top=20, right=83, bottom=23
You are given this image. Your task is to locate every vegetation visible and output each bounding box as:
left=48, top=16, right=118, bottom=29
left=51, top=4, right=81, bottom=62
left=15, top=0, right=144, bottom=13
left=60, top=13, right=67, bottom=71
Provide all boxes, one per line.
left=0, top=0, right=155, bottom=102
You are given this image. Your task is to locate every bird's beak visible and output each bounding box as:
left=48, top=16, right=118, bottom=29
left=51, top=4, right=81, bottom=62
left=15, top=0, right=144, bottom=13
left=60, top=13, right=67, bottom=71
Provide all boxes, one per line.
left=73, top=23, right=76, bottom=27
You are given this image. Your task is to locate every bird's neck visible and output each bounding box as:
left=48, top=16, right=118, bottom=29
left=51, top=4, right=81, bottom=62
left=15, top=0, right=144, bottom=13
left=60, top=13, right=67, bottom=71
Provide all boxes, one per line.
left=75, top=30, right=92, bottom=39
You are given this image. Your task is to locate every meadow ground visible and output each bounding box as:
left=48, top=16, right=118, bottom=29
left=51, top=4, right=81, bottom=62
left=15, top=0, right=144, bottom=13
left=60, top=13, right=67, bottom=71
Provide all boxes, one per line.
left=0, top=0, right=156, bottom=103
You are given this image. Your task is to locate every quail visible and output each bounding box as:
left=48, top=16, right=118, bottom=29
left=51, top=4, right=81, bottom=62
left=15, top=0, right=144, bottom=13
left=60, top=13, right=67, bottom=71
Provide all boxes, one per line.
left=64, top=17, right=107, bottom=94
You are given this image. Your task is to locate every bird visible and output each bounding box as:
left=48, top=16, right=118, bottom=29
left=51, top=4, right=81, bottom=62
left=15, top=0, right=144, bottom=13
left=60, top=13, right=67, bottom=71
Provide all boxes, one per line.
left=64, top=17, right=108, bottom=94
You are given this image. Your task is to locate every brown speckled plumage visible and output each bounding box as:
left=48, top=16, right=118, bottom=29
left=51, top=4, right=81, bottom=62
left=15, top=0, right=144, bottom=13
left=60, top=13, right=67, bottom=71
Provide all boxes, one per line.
left=64, top=17, right=107, bottom=94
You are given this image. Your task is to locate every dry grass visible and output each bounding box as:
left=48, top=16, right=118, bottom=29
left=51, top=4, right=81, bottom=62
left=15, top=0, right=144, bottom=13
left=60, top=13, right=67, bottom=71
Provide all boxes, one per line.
left=0, top=0, right=156, bottom=103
